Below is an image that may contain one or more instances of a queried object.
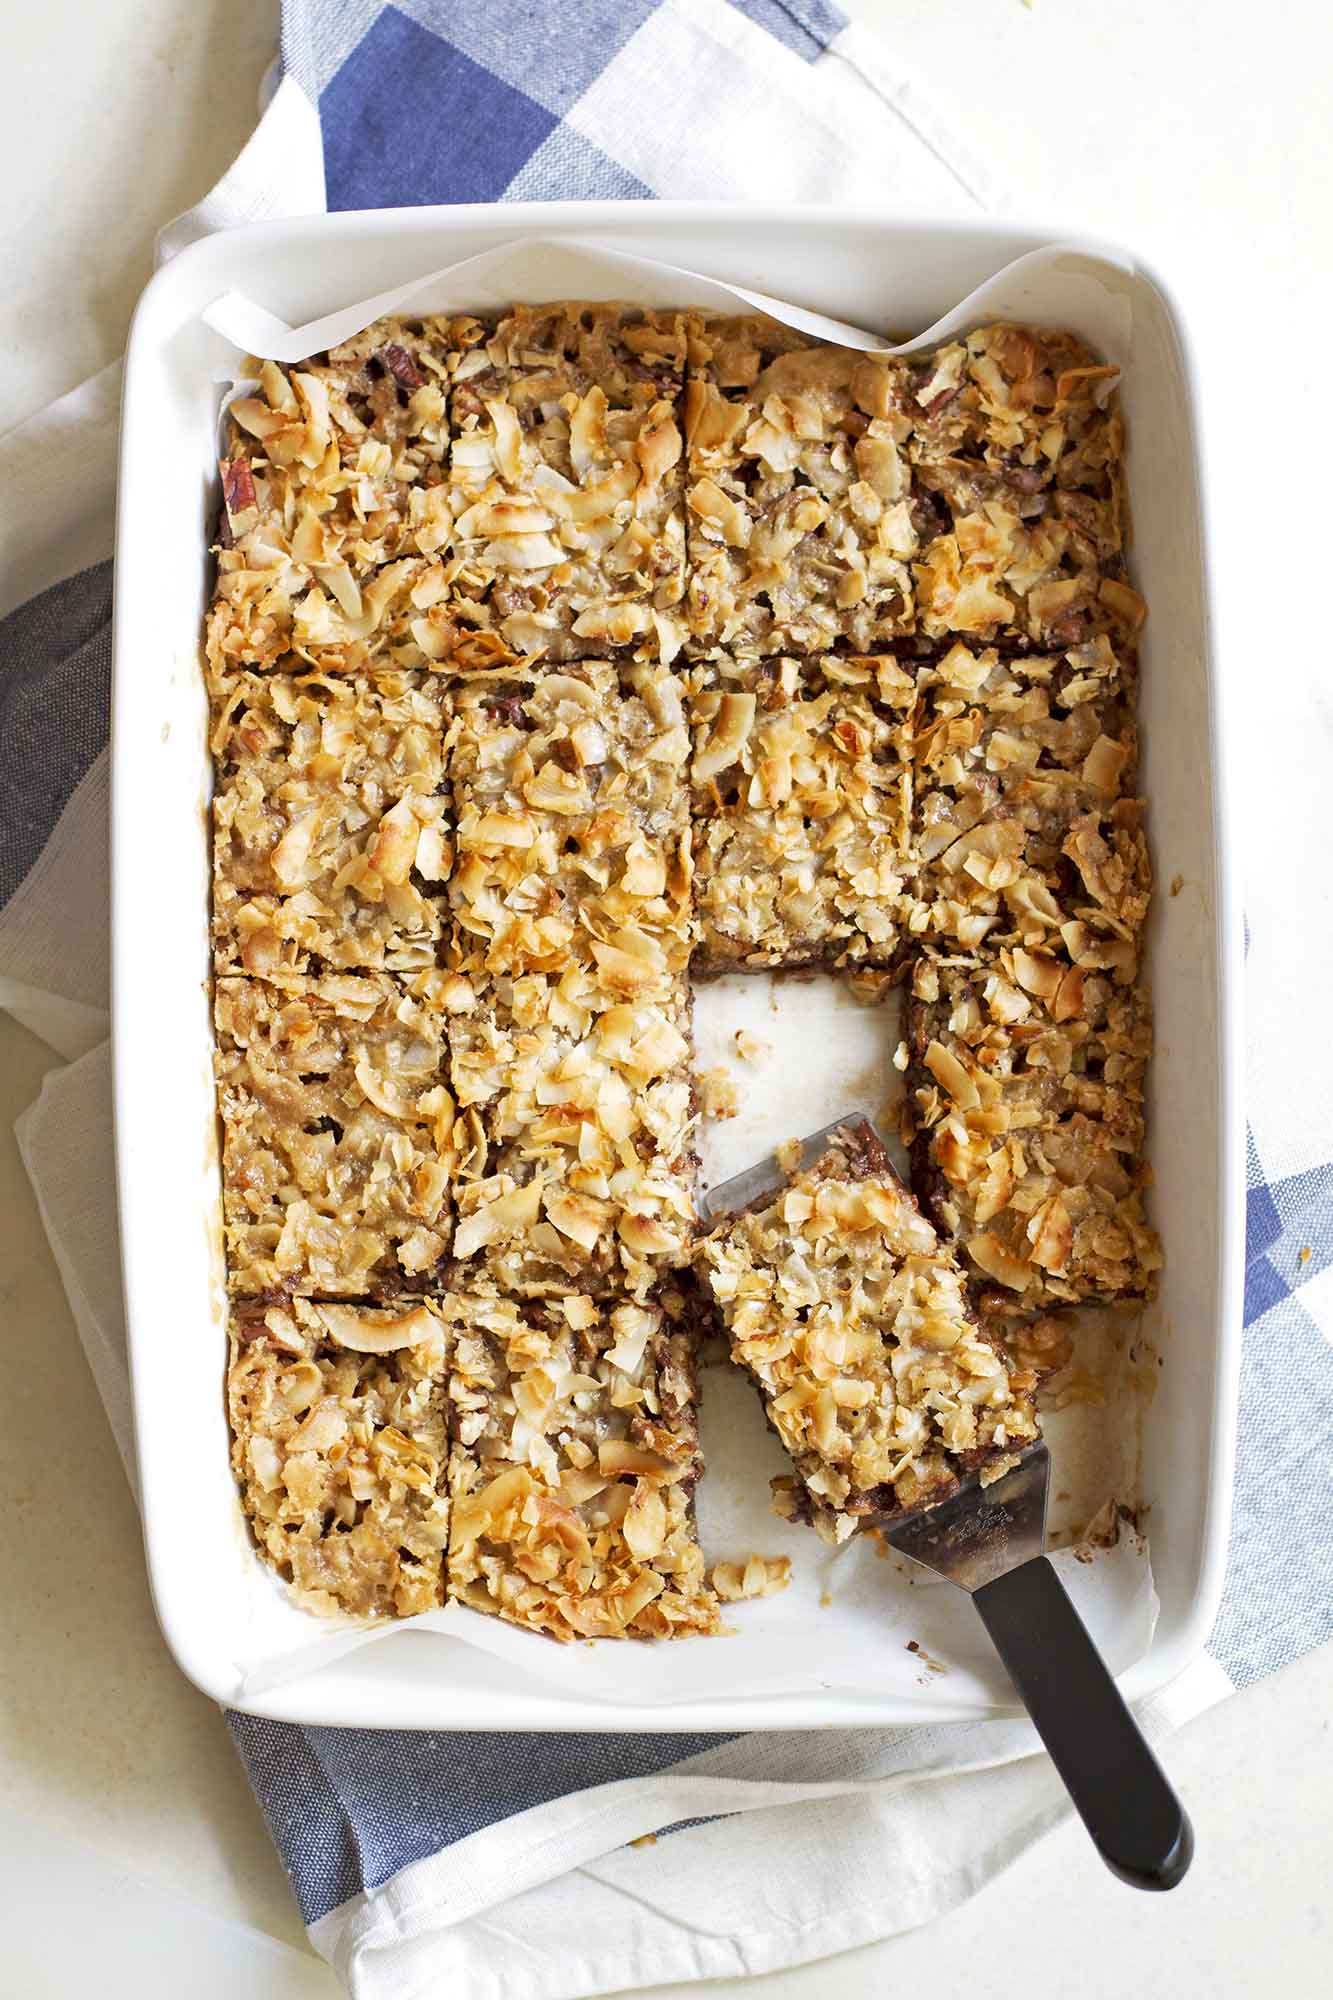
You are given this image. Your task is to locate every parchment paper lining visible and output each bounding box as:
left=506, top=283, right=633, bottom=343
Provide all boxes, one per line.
left=203, top=237, right=1154, bottom=1707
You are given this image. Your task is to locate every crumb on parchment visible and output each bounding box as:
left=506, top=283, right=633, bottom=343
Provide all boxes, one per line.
left=700, top=1067, right=740, bottom=1119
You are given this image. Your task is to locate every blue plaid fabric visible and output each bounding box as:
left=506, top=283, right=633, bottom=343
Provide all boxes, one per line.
left=2, top=0, right=1329, bottom=1967
left=227, top=1714, right=737, bottom=1924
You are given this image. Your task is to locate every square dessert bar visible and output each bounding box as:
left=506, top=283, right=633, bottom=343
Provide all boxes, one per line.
left=210, top=667, right=453, bottom=977
left=909, top=634, right=1146, bottom=962
left=217, top=324, right=455, bottom=564
left=689, top=651, right=916, bottom=970
left=448, top=658, right=692, bottom=990
left=444, top=303, right=689, bottom=663
left=695, top=1123, right=1039, bottom=1543
left=210, top=321, right=462, bottom=672
left=907, top=956, right=1161, bottom=1306
left=904, top=324, right=1140, bottom=648
left=684, top=315, right=917, bottom=655
left=684, top=315, right=1140, bottom=655
left=449, top=967, right=697, bottom=1300
left=445, top=1286, right=719, bottom=1640
left=913, top=793, right=1151, bottom=978
left=228, top=1298, right=451, bottom=1618
left=215, top=973, right=457, bottom=1298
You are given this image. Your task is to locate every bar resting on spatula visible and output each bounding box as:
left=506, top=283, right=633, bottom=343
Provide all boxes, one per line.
left=695, top=1118, right=1040, bottom=1543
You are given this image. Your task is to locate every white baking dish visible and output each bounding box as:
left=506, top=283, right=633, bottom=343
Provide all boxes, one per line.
left=113, top=203, right=1242, bottom=1731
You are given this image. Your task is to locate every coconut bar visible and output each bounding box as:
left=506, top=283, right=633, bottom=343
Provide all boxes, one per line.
left=444, top=303, right=689, bottom=664
left=449, top=967, right=696, bottom=1301
left=209, top=319, right=462, bottom=676
left=210, top=667, right=453, bottom=977
left=907, top=956, right=1161, bottom=1307
left=689, top=651, right=916, bottom=970
left=448, top=658, right=692, bottom=991
left=684, top=316, right=919, bottom=655
left=683, top=316, right=1142, bottom=656
left=909, top=634, right=1144, bottom=960
left=228, top=1298, right=450, bottom=1618
left=904, top=323, right=1142, bottom=648
left=215, top=973, right=457, bottom=1298
left=445, top=1286, right=719, bottom=1641
left=695, top=1123, right=1038, bottom=1543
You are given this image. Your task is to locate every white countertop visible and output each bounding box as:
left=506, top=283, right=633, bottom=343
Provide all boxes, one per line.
left=3, top=1, right=1330, bottom=1993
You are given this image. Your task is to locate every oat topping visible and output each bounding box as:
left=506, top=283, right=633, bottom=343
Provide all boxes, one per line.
left=215, top=973, right=457, bottom=1298
left=210, top=668, right=454, bottom=976
left=445, top=1287, right=720, bottom=1640
left=444, top=304, right=689, bottom=664
left=696, top=1126, right=1039, bottom=1543
left=449, top=658, right=692, bottom=990
left=228, top=1298, right=450, bottom=1618
left=207, top=303, right=1156, bottom=1632
left=689, top=652, right=915, bottom=969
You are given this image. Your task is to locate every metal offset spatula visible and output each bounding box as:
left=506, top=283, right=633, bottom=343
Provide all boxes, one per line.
left=704, top=1116, right=1194, bottom=1892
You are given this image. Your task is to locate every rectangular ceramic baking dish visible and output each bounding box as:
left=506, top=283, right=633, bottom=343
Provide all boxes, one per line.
left=112, top=202, right=1242, bottom=1730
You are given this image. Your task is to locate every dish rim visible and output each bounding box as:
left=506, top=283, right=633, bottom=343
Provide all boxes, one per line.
left=112, top=200, right=1242, bottom=1729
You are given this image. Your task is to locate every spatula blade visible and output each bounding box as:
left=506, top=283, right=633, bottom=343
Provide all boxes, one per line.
left=885, top=1441, right=1050, bottom=1593
left=701, top=1113, right=884, bottom=1221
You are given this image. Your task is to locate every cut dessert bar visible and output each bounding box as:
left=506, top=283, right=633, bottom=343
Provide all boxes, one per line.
left=904, top=324, right=1139, bottom=648
left=449, top=967, right=696, bottom=1299
left=695, top=1123, right=1038, bottom=1543
left=444, top=303, right=689, bottom=663
left=689, top=651, right=916, bottom=970
left=207, top=550, right=477, bottom=683
left=684, top=315, right=916, bottom=655
left=215, top=973, right=457, bottom=1298
left=228, top=1297, right=450, bottom=1618
left=913, top=794, right=1151, bottom=977
left=209, top=321, right=462, bottom=674
left=448, top=658, right=692, bottom=989
left=909, top=634, right=1145, bottom=963
left=907, top=956, right=1161, bottom=1306
left=210, top=667, right=453, bottom=977
left=445, top=1286, right=720, bottom=1640
left=684, top=316, right=1141, bottom=655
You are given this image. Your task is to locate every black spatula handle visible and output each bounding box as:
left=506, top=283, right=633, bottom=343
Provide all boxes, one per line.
left=972, top=1554, right=1193, bottom=1890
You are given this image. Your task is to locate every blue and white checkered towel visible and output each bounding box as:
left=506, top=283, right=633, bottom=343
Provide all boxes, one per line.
left=4, top=4, right=1329, bottom=1995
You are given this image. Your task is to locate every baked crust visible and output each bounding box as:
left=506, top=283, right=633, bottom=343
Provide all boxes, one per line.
left=228, top=1298, right=450, bottom=1618
left=695, top=1127, right=1039, bottom=1543
left=215, top=973, right=457, bottom=1298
